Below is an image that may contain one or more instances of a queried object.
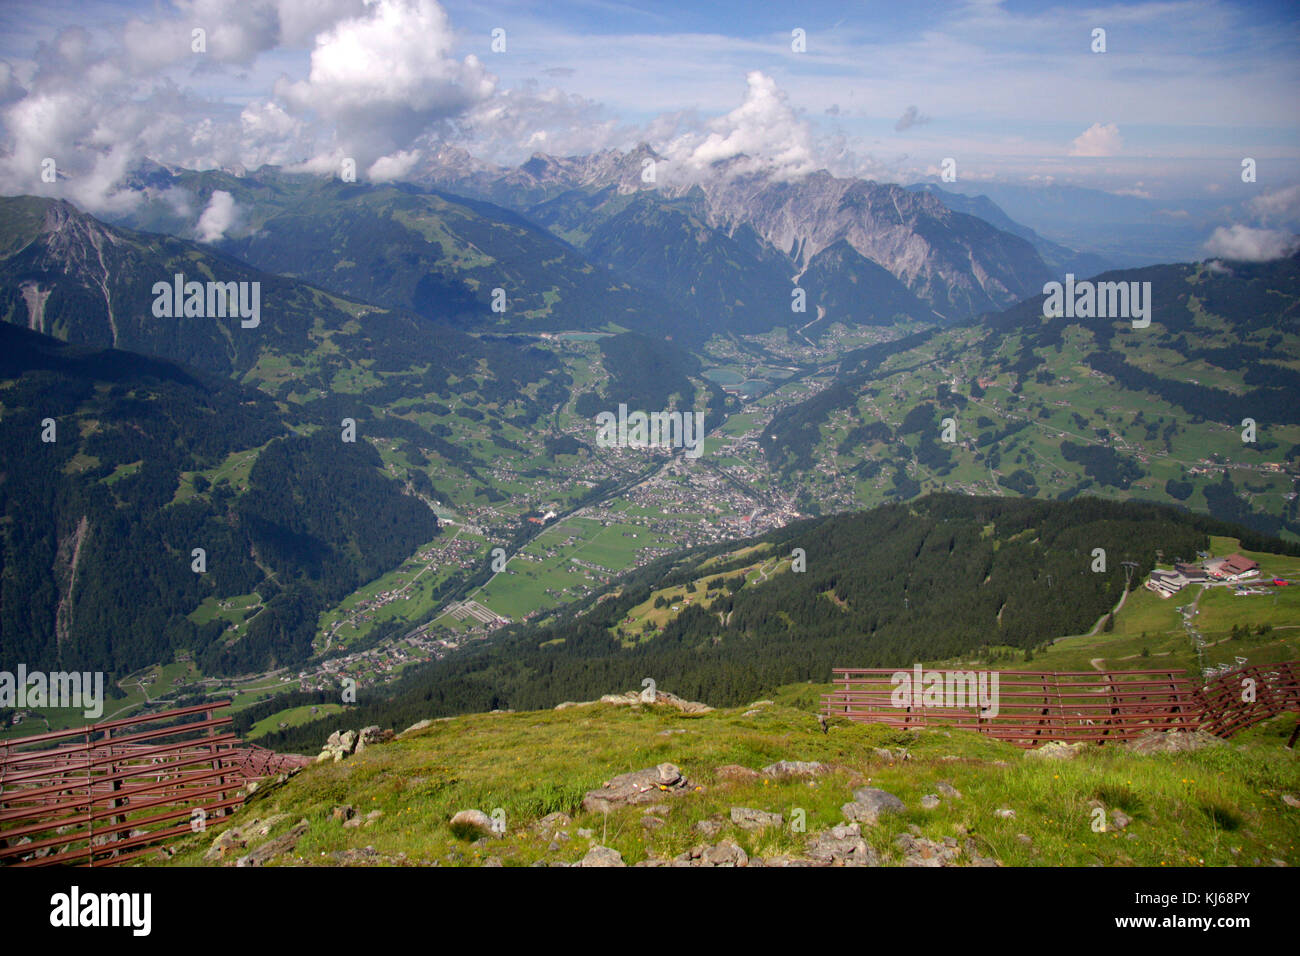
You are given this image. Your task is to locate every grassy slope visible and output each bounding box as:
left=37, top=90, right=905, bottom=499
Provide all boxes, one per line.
left=164, top=693, right=1300, bottom=867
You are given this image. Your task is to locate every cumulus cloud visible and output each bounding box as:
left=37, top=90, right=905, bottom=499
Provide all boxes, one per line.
left=0, top=20, right=257, bottom=211
left=894, top=106, right=930, bottom=132
left=664, top=71, right=817, bottom=181
left=1203, top=224, right=1299, bottom=262
left=195, top=189, right=238, bottom=241
left=0, top=0, right=510, bottom=208
left=1069, top=122, right=1122, bottom=157
left=275, top=0, right=496, bottom=169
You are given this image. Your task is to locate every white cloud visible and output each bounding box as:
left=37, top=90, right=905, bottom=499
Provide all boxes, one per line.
left=1203, top=224, right=1299, bottom=262
left=367, top=149, right=420, bottom=182
left=1247, top=184, right=1300, bottom=226
left=665, top=71, right=817, bottom=182
left=275, top=0, right=495, bottom=169
left=1068, top=122, right=1122, bottom=157
left=195, top=189, right=237, bottom=241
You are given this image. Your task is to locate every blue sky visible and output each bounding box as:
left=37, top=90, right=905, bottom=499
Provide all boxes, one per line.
left=0, top=0, right=1295, bottom=213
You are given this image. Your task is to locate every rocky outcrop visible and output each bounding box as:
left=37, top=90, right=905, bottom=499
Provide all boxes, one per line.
left=581, top=763, right=692, bottom=813
left=236, top=819, right=310, bottom=867
left=398, top=719, right=433, bottom=737
left=203, top=816, right=308, bottom=867
left=203, top=814, right=290, bottom=863
left=730, top=807, right=783, bottom=831
left=315, top=725, right=395, bottom=763
left=841, top=787, right=906, bottom=825
left=577, top=845, right=626, bottom=867
left=669, top=840, right=749, bottom=867
left=806, top=823, right=878, bottom=866
left=355, top=726, right=394, bottom=752
left=895, top=832, right=999, bottom=868
left=1025, top=741, right=1089, bottom=760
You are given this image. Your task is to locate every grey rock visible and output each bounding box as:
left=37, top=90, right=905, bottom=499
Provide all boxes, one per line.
left=841, top=787, right=906, bottom=825
left=355, top=726, right=394, bottom=752
left=873, top=747, right=910, bottom=762
left=580, top=763, right=688, bottom=813
left=701, top=840, right=748, bottom=867
left=1025, top=741, right=1087, bottom=760
left=577, top=845, right=626, bottom=867
left=399, top=718, right=433, bottom=737
left=235, top=820, right=309, bottom=867
left=895, top=832, right=957, bottom=867
left=449, top=809, right=494, bottom=837
left=762, top=760, right=827, bottom=779
left=694, top=818, right=723, bottom=838
left=593, top=690, right=713, bottom=713
left=806, top=823, right=878, bottom=866
left=730, top=807, right=783, bottom=830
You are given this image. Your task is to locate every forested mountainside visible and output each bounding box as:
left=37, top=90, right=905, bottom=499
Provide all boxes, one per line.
left=0, top=323, right=436, bottom=678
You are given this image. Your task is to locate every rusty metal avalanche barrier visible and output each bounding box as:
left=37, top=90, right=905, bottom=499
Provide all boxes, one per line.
left=1198, top=661, right=1300, bottom=738
left=822, top=662, right=1300, bottom=747
left=0, top=701, right=311, bottom=866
